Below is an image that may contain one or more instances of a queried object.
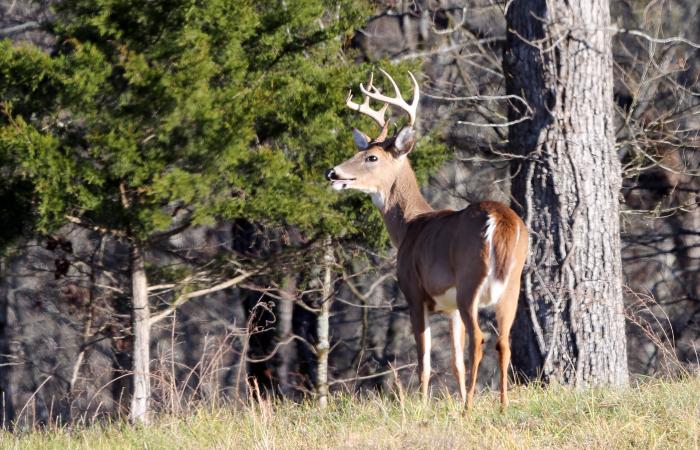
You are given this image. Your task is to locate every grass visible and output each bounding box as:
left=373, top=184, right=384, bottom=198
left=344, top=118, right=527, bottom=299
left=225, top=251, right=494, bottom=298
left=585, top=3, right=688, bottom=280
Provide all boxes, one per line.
left=1, top=378, right=699, bottom=449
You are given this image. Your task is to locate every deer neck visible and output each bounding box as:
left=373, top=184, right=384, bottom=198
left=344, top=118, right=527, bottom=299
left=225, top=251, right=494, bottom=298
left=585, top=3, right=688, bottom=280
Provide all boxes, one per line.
left=377, top=161, right=433, bottom=248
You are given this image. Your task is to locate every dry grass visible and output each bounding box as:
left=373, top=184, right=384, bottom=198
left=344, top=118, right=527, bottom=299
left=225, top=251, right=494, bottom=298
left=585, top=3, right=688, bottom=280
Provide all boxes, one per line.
left=1, top=377, right=699, bottom=449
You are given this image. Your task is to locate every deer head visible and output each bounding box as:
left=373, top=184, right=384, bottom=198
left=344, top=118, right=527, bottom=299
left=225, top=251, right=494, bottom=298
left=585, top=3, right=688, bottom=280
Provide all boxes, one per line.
left=326, top=70, right=420, bottom=205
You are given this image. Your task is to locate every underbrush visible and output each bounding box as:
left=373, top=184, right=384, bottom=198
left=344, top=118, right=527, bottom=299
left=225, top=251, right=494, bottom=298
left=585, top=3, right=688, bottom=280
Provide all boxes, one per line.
left=1, top=377, right=698, bottom=449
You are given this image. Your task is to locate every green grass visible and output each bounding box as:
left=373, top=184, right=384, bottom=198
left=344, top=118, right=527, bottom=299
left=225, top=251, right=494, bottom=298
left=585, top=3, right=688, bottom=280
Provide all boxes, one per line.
left=2, top=378, right=699, bottom=449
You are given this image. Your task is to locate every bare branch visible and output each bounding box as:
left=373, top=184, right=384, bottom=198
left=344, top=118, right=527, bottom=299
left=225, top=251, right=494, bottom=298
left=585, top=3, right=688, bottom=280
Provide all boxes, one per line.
left=615, top=27, right=700, bottom=50
left=246, top=334, right=318, bottom=362
left=425, top=92, right=532, bottom=114
left=344, top=272, right=393, bottom=303
left=65, top=215, right=127, bottom=238
left=0, top=21, right=40, bottom=37
left=149, top=270, right=257, bottom=326
left=390, top=37, right=504, bottom=63
left=329, top=363, right=417, bottom=386
left=457, top=114, right=532, bottom=128
left=146, top=218, right=193, bottom=244
left=147, top=283, right=176, bottom=292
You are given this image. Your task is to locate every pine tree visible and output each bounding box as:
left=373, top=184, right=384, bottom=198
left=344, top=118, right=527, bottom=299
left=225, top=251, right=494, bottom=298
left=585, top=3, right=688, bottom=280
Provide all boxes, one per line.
left=1, top=0, right=372, bottom=422
left=2, top=0, right=450, bottom=420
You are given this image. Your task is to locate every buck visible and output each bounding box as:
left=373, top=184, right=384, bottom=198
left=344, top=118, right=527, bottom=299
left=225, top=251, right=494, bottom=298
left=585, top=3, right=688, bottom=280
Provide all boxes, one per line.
left=326, top=70, right=528, bottom=409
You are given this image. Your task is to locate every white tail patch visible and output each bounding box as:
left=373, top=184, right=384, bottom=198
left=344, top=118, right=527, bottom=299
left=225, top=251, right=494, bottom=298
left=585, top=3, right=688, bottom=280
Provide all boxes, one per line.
left=480, top=214, right=507, bottom=308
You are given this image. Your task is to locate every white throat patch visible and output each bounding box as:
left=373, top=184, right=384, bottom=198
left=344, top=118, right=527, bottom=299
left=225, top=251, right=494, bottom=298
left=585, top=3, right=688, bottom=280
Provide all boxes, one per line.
left=352, top=186, right=384, bottom=210
left=370, top=191, right=385, bottom=209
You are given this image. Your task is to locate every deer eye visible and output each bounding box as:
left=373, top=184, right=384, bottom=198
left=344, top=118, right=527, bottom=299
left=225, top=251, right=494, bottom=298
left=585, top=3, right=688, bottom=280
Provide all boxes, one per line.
left=365, top=155, right=378, bottom=163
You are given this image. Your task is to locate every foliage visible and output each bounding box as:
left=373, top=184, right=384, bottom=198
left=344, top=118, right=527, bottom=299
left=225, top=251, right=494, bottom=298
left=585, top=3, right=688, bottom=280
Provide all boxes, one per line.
left=0, top=0, right=446, bottom=250
left=0, top=40, right=58, bottom=249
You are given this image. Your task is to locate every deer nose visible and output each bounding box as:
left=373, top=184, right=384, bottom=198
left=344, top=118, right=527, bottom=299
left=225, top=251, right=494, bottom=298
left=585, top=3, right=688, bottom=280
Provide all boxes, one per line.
left=326, top=168, right=337, bottom=181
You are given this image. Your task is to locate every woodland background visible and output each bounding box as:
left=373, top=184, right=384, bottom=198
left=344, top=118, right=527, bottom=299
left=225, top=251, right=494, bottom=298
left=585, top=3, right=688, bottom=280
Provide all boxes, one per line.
left=0, top=0, right=698, bottom=427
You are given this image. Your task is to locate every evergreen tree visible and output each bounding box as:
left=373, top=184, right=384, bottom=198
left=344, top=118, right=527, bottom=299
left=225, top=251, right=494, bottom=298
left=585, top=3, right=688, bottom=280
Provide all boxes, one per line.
left=1, top=0, right=446, bottom=421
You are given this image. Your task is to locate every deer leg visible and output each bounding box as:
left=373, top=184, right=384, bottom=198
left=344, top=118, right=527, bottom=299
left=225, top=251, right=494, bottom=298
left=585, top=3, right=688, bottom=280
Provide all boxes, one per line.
left=450, top=310, right=466, bottom=404
left=464, top=307, right=483, bottom=410
left=495, top=278, right=520, bottom=409
left=409, top=301, right=431, bottom=403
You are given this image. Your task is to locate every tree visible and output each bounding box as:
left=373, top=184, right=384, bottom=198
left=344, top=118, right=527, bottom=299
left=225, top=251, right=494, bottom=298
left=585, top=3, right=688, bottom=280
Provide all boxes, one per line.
left=315, top=236, right=334, bottom=409
left=504, top=0, right=629, bottom=385
left=1, top=0, right=375, bottom=422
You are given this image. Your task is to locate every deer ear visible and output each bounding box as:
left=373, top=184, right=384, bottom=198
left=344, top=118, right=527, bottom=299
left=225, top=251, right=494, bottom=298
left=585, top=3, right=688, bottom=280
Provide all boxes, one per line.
left=353, top=128, right=371, bottom=149
left=393, top=126, right=416, bottom=156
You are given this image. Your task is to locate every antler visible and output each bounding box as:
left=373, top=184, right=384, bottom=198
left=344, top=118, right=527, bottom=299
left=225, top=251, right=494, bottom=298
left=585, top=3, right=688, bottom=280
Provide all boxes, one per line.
left=359, top=69, right=420, bottom=127
left=345, top=72, right=389, bottom=128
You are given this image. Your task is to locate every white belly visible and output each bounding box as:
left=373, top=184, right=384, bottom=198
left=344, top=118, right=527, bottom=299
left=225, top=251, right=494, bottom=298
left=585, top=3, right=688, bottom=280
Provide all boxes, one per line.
left=432, top=287, right=458, bottom=312
left=431, top=278, right=505, bottom=312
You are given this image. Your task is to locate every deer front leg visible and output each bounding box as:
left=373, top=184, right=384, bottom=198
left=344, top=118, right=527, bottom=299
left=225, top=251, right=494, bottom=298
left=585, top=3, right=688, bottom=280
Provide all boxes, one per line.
left=410, top=301, right=431, bottom=403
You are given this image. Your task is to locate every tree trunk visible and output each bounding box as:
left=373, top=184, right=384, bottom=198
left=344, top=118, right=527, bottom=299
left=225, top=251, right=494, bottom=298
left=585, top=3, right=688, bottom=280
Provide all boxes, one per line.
left=0, top=257, right=14, bottom=428
left=504, top=0, right=629, bottom=386
left=129, top=240, right=151, bottom=423
left=316, top=237, right=334, bottom=408
left=275, top=276, right=296, bottom=396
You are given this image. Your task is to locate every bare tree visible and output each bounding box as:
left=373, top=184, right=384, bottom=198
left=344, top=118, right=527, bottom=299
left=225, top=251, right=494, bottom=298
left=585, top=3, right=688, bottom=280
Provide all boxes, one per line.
left=127, top=240, right=151, bottom=423
left=315, top=237, right=334, bottom=409
left=504, top=0, right=629, bottom=385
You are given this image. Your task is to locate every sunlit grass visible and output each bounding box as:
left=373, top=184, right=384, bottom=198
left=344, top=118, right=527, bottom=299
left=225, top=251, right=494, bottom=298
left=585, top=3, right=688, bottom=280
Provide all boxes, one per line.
left=2, top=378, right=698, bottom=449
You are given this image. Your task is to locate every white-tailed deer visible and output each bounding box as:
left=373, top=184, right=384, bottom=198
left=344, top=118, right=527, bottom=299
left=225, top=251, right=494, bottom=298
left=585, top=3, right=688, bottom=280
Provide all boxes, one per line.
left=326, top=70, right=528, bottom=409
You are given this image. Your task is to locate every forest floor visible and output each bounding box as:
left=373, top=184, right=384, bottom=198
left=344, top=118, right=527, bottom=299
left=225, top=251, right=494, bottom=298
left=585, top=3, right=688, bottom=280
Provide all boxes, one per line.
left=1, top=377, right=698, bottom=449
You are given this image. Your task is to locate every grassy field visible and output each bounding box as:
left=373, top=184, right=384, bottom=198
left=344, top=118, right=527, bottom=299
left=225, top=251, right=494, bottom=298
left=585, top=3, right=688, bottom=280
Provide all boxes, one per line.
left=1, top=378, right=699, bottom=449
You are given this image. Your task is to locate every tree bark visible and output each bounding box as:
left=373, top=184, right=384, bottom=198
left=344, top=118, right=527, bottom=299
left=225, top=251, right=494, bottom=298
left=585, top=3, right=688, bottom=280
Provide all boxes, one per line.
left=316, top=237, right=334, bottom=408
left=0, top=257, right=15, bottom=428
left=504, top=0, right=629, bottom=386
left=129, top=240, right=151, bottom=423
left=275, top=276, right=296, bottom=396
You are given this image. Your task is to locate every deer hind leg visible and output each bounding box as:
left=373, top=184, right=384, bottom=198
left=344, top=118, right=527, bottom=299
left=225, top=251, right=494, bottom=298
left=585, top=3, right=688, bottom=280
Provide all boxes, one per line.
left=409, top=301, right=431, bottom=403
left=457, top=280, right=484, bottom=410
left=450, top=310, right=466, bottom=404
left=495, top=276, right=520, bottom=409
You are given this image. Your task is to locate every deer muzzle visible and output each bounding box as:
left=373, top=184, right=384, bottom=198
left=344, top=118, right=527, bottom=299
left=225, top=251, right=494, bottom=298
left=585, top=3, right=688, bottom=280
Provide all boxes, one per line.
left=326, top=168, right=355, bottom=190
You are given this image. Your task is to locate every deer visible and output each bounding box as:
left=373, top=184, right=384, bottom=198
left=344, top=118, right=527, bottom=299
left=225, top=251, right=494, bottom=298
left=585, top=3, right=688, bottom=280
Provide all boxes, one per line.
left=326, top=70, right=528, bottom=409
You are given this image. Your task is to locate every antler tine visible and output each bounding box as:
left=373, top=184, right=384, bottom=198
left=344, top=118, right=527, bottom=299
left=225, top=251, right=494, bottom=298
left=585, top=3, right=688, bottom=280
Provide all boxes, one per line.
left=345, top=91, right=388, bottom=128
left=345, top=71, right=390, bottom=128
left=359, top=69, right=420, bottom=127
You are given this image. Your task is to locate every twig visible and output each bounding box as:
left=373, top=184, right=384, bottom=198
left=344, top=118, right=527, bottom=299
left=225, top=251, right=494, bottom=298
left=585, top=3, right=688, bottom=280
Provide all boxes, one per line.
left=0, top=21, right=40, bottom=37
left=15, top=376, right=53, bottom=424
left=329, top=363, right=417, bottom=386
left=615, top=27, right=700, bottom=50
left=246, top=334, right=318, bottom=362
left=390, top=37, right=504, bottom=62
left=149, top=270, right=257, bottom=326
left=65, top=215, right=127, bottom=238
left=457, top=114, right=532, bottom=128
